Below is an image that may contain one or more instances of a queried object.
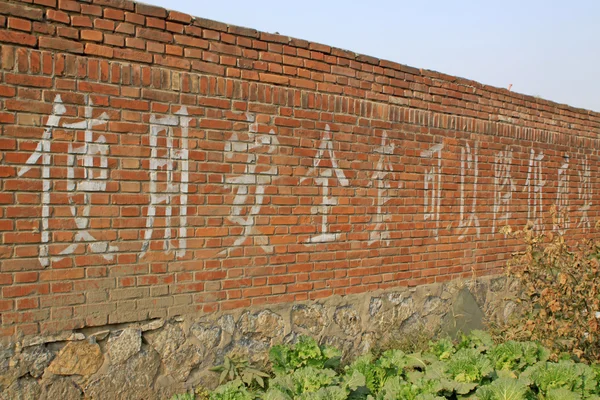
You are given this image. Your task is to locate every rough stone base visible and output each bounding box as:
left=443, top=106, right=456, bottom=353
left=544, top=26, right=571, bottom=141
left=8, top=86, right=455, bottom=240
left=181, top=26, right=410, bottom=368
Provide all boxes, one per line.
left=0, top=276, right=517, bottom=400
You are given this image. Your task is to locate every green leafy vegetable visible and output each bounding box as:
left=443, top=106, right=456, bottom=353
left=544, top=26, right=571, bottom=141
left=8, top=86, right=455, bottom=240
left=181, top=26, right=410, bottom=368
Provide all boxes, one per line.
left=269, top=336, right=341, bottom=374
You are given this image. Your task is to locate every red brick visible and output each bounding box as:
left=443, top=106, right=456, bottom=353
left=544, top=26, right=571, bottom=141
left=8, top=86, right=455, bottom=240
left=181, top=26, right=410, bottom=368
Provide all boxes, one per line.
left=71, top=15, right=92, bottom=27
left=39, top=37, right=83, bottom=53
left=124, top=11, right=145, bottom=25
left=115, top=22, right=134, bottom=34
left=125, top=37, right=145, bottom=50
left=92, top=0, right=135, bottom=11
left=81, top=3, right=102, bottom=16
left=94, top=18, right=115, bottom=31
left=135, top=3, right=166, bottom=18
left=191, top=60, right=225, bottom=75
left=103, top=33, right=124, bottom=46
left=114, top=48, right=152, bottom=63
left=209, top=42, right=242, bottom=56
left=16, top=298, right=38, bottom=310
left=84, top=43, right=114, bottom=58
left=259, top=73, right=289, bottom=85
left=193, top=17, right=227, bottom=32
left=0, top=2, right=44, bottom=21
left=174, top=34, right=208, bottom=48
left=153, top=54, right=190, bottom=70
left=229, top=25, right=259, bottom=38
left=58, top=0, right=80, bottom=12
left=137, top=27, right=173, bottom=43
left=3, top=284, right=49, bottom=298
left=167, top=10, right=192, bottom=24
left=0, top=29, right=37, bottom=47
left=8, top=17, right=31, bottom=32
left=57, top=26, right=79, bottom=39
left=81, top=30, right=103, bottom=42
left=110, top=98, right=149, bottom=111
left=5, top=74, right=52, bottom=88
left=104, top=8, right=124, bottom=20
left=46, top=9, right=70, bottom=24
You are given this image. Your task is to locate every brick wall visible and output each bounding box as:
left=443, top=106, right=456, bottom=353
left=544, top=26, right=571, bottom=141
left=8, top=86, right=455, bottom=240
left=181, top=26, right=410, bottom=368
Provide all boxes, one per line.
left=0, top=0, right=599, bottom=338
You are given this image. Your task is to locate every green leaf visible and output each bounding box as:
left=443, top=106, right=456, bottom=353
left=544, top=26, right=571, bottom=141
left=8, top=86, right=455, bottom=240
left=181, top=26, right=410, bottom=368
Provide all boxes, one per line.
left=343, top=370, right=366, bottom=392
left=546, top=387, right=581, bottom=400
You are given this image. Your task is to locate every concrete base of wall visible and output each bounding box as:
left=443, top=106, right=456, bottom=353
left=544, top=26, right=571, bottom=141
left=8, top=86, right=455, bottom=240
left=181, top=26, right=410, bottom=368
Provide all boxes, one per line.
left=0, top=275, right=518, bottom=399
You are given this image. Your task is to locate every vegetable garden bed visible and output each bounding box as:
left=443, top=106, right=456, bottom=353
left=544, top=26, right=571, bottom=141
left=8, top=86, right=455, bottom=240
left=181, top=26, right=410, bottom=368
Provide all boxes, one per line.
left=172, top=330, right=600, bottom=400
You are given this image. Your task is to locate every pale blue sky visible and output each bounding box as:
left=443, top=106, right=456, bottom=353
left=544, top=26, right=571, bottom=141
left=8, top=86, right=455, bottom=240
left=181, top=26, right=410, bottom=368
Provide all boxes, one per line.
left=142, top=0, right=600, bottom=112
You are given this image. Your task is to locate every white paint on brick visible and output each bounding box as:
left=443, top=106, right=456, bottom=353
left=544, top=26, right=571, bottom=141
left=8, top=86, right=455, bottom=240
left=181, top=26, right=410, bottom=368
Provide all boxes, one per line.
left=457, top=142, right=480, bottom=240
left=420, top=143, right=443, bottom=240
left=302, top=124, right=349, bottom=244
left=493, top=147, right=516, bottom=234
left=577, top=155, right=592, bottom=231
left=524, top=149, right=545, bottom=232
left=554, top=153, right=570, bottom=235
left=221, top=113, right=278, bottom=254
left=369, top=131, right=396, bottom=245
left=141, top=106, right=190, bottom=258
left=59, top=96, right=117, bottom=261
left=17, top=95, right=66, bottom=268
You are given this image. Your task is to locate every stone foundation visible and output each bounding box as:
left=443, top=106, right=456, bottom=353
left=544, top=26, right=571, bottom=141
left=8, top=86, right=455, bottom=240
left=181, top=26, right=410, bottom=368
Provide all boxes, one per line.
left=0, top=276, right=517, bottom=400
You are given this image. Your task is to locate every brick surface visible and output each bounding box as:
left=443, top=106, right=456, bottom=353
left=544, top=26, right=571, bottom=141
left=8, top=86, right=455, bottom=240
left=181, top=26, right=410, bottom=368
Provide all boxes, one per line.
left=0, top=0, right=599, bottom=338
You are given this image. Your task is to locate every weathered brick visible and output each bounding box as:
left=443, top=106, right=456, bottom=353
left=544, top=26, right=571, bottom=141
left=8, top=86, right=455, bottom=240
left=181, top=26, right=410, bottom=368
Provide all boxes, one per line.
left=0, top=2, right=44, bottom=21
left=135, top=2, right=166, bottom=18
left=46, top=9, right=70, bottom=24
left=5, top=74, right=52, bottom=88
left=115, top=22, right=134, bottom=34
left=80, top=3, right=102, bottom=16
left=137, top=27, right=173, bottom=43
left=124, top=11, right=145, bottom=25
left=191, top=60, right=225, bottom=75
left=92, top=0, right=135, bottom=11
left=84, top=43, right=114, bottom=58
left=39, top=37, right=83, bottom=53
left=58, top=0, right=80, bottom=12
left=0, top=29, right=37, bottom=47
left=193, top=17, right=227, bottom=32
left=114, top=48, right=152, bottom=63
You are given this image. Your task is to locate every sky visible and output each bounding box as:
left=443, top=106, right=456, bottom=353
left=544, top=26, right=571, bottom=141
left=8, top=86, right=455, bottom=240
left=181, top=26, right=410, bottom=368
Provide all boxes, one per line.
left=141, top=0, right=600, bottom=113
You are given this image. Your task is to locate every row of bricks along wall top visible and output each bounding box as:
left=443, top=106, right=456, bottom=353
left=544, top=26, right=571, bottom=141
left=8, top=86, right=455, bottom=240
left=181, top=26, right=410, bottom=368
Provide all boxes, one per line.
left=0, top=0, right=598, bottom=338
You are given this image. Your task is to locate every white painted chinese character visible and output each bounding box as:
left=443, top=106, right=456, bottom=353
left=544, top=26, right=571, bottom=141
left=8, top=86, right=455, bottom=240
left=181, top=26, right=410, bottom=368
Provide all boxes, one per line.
left=493, top=147, right=516, bottom=234
left=457, top=142, right=480, bottom=240
left=369, top=131, right=396, bottom=245
left=577, top=155, right=591, bottom=231
left=523, top=149, right=545, bottom=232
left=59, top=96, right=118, bottom=260
left=554, top=154, right=570, bottom=235
left=141, top=106, right=190, bottom=258
left=302, top=124, right=349, bottom=243
left=420, top=143, right=443, bottom=240
left=17, top=95, right=66, bottom=267
left=221, top=113, right=278, bottom=254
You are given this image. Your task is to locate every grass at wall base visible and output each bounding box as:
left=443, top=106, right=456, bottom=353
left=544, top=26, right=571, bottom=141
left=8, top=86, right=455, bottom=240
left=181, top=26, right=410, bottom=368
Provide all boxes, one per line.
left=172, top=217, right=600, bottom=399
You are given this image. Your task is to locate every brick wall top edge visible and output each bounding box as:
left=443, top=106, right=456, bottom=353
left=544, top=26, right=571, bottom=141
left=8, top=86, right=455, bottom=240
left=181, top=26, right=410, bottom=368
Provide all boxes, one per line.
left=3, top=0, right=600, bottom=123
left=117, top=0, right=600, bottom=120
